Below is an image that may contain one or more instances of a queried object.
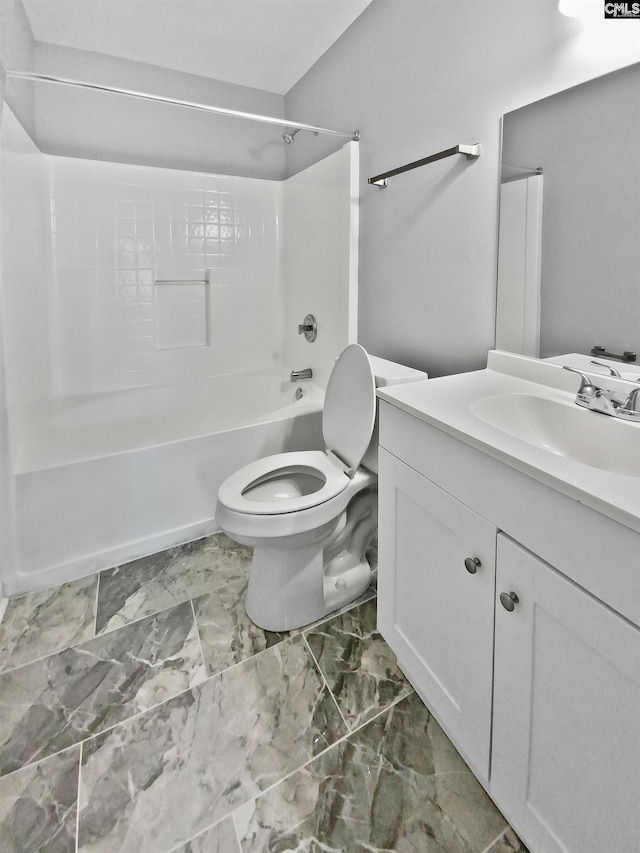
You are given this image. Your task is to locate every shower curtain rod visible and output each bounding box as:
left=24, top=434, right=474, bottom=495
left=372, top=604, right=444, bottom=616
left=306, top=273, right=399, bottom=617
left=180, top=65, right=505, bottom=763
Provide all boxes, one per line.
left=502, top=163, right=543, bottom=176
left=5, top=71, right=360, bottom=141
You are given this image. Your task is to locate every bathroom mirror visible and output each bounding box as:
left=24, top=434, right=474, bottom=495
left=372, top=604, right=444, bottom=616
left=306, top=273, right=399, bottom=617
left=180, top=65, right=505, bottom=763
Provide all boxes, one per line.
left=496, top=63, right=640, bottom=370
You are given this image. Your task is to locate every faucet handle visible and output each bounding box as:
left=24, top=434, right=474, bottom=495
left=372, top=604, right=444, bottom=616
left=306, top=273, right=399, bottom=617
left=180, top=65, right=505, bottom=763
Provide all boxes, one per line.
left=297, top=314, right=317, bottom=342
left=562, top=365, right=599, bottom=391
left=562, top=366, right=601, bottom=407
left=590, top=360, right=621, bottom=378
left=617, top=387, right=640, bottom=422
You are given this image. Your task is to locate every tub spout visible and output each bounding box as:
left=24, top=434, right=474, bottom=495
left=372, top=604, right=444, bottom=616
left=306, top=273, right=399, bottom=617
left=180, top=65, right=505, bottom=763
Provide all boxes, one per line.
left=290, top=368, right=312, bottom=382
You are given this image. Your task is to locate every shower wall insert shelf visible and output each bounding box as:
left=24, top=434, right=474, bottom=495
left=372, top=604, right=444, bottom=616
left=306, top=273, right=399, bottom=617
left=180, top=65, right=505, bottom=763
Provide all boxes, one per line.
left=5, top=71, right=361, bottom=141
left=368, top=143, right=481, bottom=187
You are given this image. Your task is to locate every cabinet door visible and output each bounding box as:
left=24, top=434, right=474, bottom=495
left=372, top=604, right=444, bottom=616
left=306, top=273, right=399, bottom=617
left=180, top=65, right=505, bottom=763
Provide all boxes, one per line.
left=492, top=534, right=640, bottom=853
left=377, top=448, right=496, bottom=783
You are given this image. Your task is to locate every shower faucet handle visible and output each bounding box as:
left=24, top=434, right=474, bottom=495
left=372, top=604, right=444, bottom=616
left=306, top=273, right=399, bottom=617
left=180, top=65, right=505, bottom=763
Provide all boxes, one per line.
left=297, top=314, right=317, bottom=342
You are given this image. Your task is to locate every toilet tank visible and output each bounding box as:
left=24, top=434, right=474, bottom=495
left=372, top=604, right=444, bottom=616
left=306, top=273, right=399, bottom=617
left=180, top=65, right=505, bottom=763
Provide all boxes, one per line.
left=361, top=355, right=428, bottom=473
left=368, top=355, right=428, bottom=388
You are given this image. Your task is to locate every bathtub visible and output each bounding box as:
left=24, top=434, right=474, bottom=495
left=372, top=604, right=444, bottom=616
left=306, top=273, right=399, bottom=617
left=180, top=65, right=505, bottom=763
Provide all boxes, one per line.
left=9, top=375, right=325, bottom=595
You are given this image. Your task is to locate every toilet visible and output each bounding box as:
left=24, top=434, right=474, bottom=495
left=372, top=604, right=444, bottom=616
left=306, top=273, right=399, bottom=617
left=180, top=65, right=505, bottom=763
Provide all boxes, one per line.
left=216, top=345, right=427, bottom=631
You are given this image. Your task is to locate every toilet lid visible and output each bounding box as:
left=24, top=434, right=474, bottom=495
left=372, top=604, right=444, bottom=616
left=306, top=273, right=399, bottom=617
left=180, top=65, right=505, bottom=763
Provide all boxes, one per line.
left=322, top=344, right=376, bottom=472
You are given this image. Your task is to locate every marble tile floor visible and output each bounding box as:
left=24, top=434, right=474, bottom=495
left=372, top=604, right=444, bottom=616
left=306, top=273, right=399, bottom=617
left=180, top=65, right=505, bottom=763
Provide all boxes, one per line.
left=0, top=533, right=527, bottom=852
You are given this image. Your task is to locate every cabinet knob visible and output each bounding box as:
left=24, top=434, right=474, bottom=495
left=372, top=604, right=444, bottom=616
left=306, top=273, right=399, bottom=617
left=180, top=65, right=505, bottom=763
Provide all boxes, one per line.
left=464, top=556, right=481, bottom=574
left=499, top=591, right=520, bottom=612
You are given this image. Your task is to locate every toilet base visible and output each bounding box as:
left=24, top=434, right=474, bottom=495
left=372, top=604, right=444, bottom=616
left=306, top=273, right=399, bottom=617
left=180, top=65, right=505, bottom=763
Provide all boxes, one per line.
left=245, top=489, right=377, bottom=632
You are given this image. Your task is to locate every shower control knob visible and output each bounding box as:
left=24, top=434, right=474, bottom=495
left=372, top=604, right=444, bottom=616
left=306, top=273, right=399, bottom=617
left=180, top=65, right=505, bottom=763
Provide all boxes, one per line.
left=464, top=556, right=481, bottom=574
left=499, top=591, right=520, bottom=612
left=297, top=314, right=317, bottom=342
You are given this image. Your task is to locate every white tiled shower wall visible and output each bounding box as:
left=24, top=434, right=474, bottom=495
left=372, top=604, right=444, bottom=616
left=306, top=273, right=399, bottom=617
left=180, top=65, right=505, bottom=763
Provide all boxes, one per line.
left=50, top=154, right=283, bottom=395
left=1, top=103, right=358, bottom=425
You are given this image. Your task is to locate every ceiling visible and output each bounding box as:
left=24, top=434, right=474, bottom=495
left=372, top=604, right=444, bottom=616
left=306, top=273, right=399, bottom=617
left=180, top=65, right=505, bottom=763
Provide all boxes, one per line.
left=21, top=0, right=373, bottom=95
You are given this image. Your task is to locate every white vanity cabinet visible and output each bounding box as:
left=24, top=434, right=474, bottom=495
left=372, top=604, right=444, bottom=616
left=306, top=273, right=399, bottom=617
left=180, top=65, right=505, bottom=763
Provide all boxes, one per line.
left=377, top=398, right=640, bottom=853
left=492, top=535, right=640, bottom=853
left=377, top=448, right=496, bottom=783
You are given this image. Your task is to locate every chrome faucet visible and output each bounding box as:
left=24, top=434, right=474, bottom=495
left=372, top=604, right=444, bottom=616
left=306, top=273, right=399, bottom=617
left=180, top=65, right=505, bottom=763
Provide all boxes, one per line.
left=563, top=366, right=640, bottom=421
left=290, top=368, right=312, bottom=382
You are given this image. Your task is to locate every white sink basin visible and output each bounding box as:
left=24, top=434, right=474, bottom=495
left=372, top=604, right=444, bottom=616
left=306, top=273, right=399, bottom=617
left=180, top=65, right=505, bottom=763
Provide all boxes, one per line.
left=470, top=393, right=640, bottom=477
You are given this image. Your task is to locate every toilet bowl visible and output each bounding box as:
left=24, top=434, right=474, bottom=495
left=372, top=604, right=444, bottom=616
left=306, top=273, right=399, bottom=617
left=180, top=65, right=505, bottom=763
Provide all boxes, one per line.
left=216, top=344, right=427, bottom=631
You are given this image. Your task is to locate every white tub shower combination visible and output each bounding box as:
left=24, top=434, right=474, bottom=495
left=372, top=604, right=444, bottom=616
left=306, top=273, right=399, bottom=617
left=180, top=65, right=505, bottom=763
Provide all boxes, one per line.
left=0, top=106, right=359, bottom=595
left=14, top=378, right=326, bottom=594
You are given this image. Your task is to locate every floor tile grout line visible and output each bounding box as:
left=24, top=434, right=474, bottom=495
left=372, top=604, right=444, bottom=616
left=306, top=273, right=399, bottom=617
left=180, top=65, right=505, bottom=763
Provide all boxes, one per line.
left=75, top=740, right=83, bottom=853
left=237, top=688, right=414, bottom=811
left=189, top=597, right=208, bottom=679
left=92, top=574, right=101, bottom=639
left=0, top=741, right=82, bottom=780
left=163, top=814, right=228, bottom=853
left=231, top=810, right=244, bottom=853
left=195, top=626, right=298, bottom=681
left=479, top=824, right=511, bottom=853
left=162, top=811, right=246, bottom=853
left=301, top=633, right=349, bottom=732
left=333, top=685, right=414, bottom=743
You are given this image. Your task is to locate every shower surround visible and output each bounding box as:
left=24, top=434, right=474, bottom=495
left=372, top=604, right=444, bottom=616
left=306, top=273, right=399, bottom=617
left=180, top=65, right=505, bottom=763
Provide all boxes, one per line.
left=0, top=105, right=358, bottom=594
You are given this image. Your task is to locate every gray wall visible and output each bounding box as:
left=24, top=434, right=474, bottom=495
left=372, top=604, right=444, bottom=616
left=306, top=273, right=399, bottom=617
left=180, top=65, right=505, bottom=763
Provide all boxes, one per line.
left=502, top=64, right=640, bottom=359
left=285, top=0, right=640, bottom=376
left=30, top=43, right=286, bottom=179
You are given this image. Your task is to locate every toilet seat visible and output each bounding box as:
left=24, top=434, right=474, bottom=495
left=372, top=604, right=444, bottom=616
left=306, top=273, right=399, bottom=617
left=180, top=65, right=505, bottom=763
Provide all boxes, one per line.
left=217, top=345, right=377, bottom=519
left=217, top=450, right=349, bottom=515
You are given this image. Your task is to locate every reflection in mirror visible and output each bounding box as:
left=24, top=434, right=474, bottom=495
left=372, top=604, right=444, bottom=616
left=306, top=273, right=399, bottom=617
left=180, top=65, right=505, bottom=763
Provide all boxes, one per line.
left=496, top=63, right=640, bottom=373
